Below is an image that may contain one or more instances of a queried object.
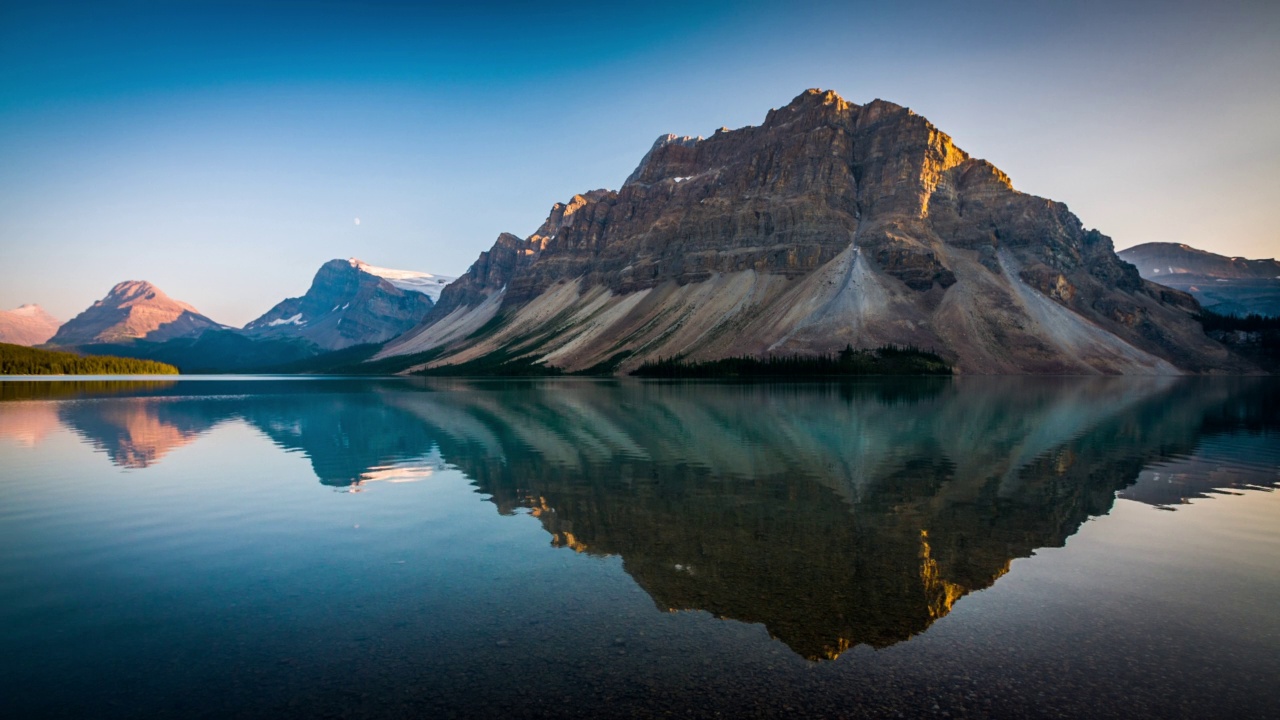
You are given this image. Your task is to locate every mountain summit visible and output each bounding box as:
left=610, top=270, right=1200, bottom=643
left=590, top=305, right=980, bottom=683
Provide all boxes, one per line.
left=243, top=258, right=452, bottom=350
left=48, top=281, right=221, bottom=346
left=0, top=304, right=61, bottom=346
left=377, top=88, right=1243, bottom=374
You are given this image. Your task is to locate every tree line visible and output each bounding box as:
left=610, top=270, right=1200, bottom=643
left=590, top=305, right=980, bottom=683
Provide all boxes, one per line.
left=631, top=345, right=952, bottom=378
left=0, top=343, right=179, bottom=375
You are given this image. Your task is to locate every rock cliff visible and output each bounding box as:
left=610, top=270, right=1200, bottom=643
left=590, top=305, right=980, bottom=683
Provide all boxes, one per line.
left=380, top=89, right=1248, bottom=374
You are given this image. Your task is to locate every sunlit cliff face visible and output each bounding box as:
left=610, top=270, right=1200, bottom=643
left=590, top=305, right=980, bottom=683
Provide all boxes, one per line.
left=376, top=88, right=1246, bottom=377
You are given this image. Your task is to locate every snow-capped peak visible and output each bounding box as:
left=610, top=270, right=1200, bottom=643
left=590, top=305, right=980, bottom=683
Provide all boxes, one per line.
left=348, top=258, right=456, bottom=302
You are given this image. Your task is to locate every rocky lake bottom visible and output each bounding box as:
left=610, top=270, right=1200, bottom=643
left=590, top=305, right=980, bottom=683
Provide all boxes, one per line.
left=0, top=376, right=1277, bottom=718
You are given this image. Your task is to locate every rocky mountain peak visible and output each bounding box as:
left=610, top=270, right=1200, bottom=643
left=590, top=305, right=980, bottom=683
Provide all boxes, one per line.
left=380, top=88, right=1251, bottom=375
left=106, top=280, right=162, bottom=302
left=48, top=281, right=219, bottom=346
left=775, top=87, right=854, bottom=116
left=532, top=189, right=615, bottom=239
left=759, top=88, right=876, bottom=131
left=625, top=134, right=703, bottom=186
left=655, top=133, right=703, bottom=149
left=95, top=280, right=204, bottom=315
left=243, top=257, right=447, bottom=350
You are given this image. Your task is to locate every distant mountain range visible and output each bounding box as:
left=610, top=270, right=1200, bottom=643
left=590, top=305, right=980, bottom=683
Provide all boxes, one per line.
left=6, top=90, right=1276, bottom=375
left=20, top=259, right=452, bottom=372
left=1118, top=242, right=1280, bottom=317
left=0, top=305, right=60, bottom=346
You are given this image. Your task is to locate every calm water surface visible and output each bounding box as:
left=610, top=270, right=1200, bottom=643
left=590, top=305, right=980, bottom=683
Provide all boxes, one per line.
left=0, top=376, right=1277, bottom=719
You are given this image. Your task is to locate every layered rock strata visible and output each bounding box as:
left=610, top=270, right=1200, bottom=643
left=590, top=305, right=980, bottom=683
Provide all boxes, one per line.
left=380, top=89, right=1247, bottom=374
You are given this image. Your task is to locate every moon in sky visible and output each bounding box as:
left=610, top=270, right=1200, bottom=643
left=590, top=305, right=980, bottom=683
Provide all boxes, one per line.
left=354, top=217, right=361, bottom=225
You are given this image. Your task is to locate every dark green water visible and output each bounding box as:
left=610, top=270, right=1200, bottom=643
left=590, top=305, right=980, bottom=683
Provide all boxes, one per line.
left=0, top=376, right=1277, bottom=718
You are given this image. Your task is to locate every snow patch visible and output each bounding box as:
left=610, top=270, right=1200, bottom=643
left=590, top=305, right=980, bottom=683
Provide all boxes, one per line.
left=349, top=259, right=456, bottom=302
left=268, top=313, right=305, bottom=326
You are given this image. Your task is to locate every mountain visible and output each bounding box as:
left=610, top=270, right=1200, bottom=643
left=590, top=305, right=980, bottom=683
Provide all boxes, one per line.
left=47, top=281, right=222, bottom=346
left=1118, top=242, right=1280, bottom=317
left=61, top=260, right=453, bottom=372
left=243, top=258, right=452, bottom=350
left=376, top=89, right=1245, bottom=375
left=0, top=304, right=61, bottom=346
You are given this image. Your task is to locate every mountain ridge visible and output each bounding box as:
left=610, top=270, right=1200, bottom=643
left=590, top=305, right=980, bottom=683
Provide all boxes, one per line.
left=47, top=281, right=222, bottom=347
left=59, top=258, right=454, bottom=372
left=377, top=88, right=1247, bottom=375
left=1118, top=242, right=1280, bottom=318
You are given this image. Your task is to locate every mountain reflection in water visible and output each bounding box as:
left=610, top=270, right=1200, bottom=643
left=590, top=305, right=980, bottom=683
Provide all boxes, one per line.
left=3, top=376, right=1276, bottom=660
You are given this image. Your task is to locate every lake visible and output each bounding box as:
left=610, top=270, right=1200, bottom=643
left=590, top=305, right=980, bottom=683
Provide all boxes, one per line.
left=1, top=376, right=1277, bottom=718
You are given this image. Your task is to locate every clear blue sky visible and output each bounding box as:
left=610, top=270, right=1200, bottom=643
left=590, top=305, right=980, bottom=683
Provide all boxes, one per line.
left=2, top=0, right=1277, bottom=325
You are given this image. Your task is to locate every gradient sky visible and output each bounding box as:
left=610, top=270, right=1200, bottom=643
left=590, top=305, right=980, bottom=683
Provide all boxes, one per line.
left=2, top=0, right=1278, bottom=326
